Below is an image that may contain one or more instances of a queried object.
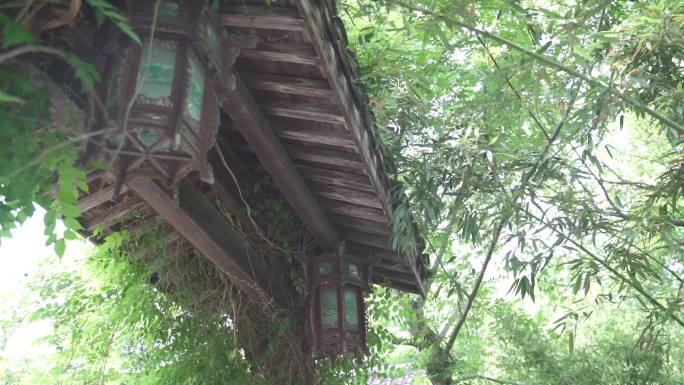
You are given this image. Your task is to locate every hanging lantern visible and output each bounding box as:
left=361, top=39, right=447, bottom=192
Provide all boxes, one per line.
left=101, top=0, right=224, bottom=188
left=308, top=253, right=370, bottom=358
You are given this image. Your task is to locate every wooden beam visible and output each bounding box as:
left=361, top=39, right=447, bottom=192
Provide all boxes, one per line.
left=77, top=184, right=128, bottom=213
left=262, top=101, right=346, bottom=125
left=241, top=72, right=335, bottom=98
left=239, top=42, right=319, bottom=66
left=330, top=214, right=391, bottom=236
left=224, top=121, right=356, bottom=151
left=372, top=272, right=421, bottom=294
left=220, top=5, right=306, bottom=31
left=373, top=265, right=416, bottom=285
left=340, top=229, right=393, bottom=251
left=375, top=259, right=413, bottom=274
left=221, top=74, right=340, bottom=252
left=126, top=177, right=279, bottom=307
left=84, top=196, right=144, bottom=231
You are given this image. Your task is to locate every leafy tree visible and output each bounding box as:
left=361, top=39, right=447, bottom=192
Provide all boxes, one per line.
left=2, top=1, right=684, bottom=385
left=339, top=0, right=684, bottom=383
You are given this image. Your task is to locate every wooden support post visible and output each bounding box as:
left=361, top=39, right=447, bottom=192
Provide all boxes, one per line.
left=221, top=74, right=340, bottom=252
left=126, top=176, right=280, bottom=308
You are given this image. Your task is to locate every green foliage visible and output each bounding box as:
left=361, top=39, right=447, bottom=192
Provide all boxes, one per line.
left=2, top=1, right=684, bottom=384
left=0, top=13, right=33, bottom=48
left=86, top=0, right=141, bottom=44
left=0, top=66, right=86, bottom=257
left=4, top=232, right=250, bottom=384
left=0, top=1, right=136, bottom=256
left=339, top=0, right=684, bottom=383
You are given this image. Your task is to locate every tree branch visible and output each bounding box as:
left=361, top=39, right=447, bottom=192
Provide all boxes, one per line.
left=443, top=83, right=578, bottom=352
left=444, top=217, right=504, bottom=351
left=393, top=0, right=684, bottom=136
left=520, top=207, right=684, bottom=328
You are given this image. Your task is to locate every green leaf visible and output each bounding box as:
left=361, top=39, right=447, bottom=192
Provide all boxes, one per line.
left=85, top=0, right=141, bottom=44
left=0, top=13, right=34, bottom=48
left=63, top=217, right=83, bottom=231
left=54, top=238, right=66, bottom=257
left=0, top=90, right=24, bottom=104
left=66, top=54, right=101, bottom=91
left=61, top=203, right=82, bottom=219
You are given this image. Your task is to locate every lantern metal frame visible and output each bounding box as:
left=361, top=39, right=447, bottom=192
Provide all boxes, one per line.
left=100, top=0, right=225, bottom=187
left=308, top=253, right=370, bottom=358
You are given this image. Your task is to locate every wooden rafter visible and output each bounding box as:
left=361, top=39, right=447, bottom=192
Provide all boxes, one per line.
left=126, top=177, right=279, bottom=307
left=221, top=74, right=341, bottom=253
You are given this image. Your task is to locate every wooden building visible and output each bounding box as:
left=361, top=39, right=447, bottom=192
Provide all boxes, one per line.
left=72, top=0, right=427, bottom=315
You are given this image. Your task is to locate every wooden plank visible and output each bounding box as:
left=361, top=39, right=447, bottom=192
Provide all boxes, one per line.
left=340, top=230, right=393, bottom=251
left=220, top=5, right=306, bottom=31
left=375, top=260, right=413, bottom=274
left=262, top=101, right=346, bottom=124
left=330, top=214, right=391, bottom=236
left=374, top=265, right=417, bottom=282
left=320, top=198, right=388, bottom=224
left=77, top=184, right=128, bottom=213
left=296, top=165, right=374, bottom=193
left=241, top=72, right=335, bottom=98
left=224, top=121, right=356, bottom=150
left=310, top=183, right=383, bottom=209
left=284, top=144, right=365, bottom=173
left=84, top=197, right=144, bottom=231
left=372, top=272, right=421, bottom=294
left=242, top=161, right=375, bottom=193
left=235, top=143, right=364, bottom=174
left=240, top=42, right=319, bottom=65
left=126, top=177, right=279, bottom=307
left=221, top=74, right=340, bottom=252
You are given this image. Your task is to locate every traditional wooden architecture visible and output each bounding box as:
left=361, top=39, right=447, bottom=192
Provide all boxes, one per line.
left=67, top=0, right=427, bottom=357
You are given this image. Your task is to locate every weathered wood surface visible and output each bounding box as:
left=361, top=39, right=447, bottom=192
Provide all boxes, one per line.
left=221, top=5, right=306, bottom=31
left=78, top=184, right=127, bottom=213
left=221, top=74, right=341, bottom=253
left=242, top=72, right=335, bottom=98
left=126, top=177, right=279, bottom=307
left=84, top=195, right=144, bottom=231
left=77, top=0, right=427, bottom=295
left=240, top=42, right=319, bottom=66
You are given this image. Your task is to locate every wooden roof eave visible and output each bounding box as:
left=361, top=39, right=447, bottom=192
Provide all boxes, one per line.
left=292, top=0, right=427, bottom=295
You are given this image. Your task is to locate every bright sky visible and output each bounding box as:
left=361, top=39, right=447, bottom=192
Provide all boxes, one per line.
left=0, top=207, right=92, bottom=367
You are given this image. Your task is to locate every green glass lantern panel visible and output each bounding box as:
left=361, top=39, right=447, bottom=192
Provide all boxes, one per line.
left=320, top=288, right=338, bottom=329
left=186, top=55, right=205, bottom=124
left=347, top=263, right=360, bottom=279
left=137, top=40, right=177, bottom=107
left=319, top=262, right=333, bottom=275
left=138, top=128, right=161, bottom=148
left=158, top=1, right=180, bottom=20
left=344, top=288, right=359, bottom=328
